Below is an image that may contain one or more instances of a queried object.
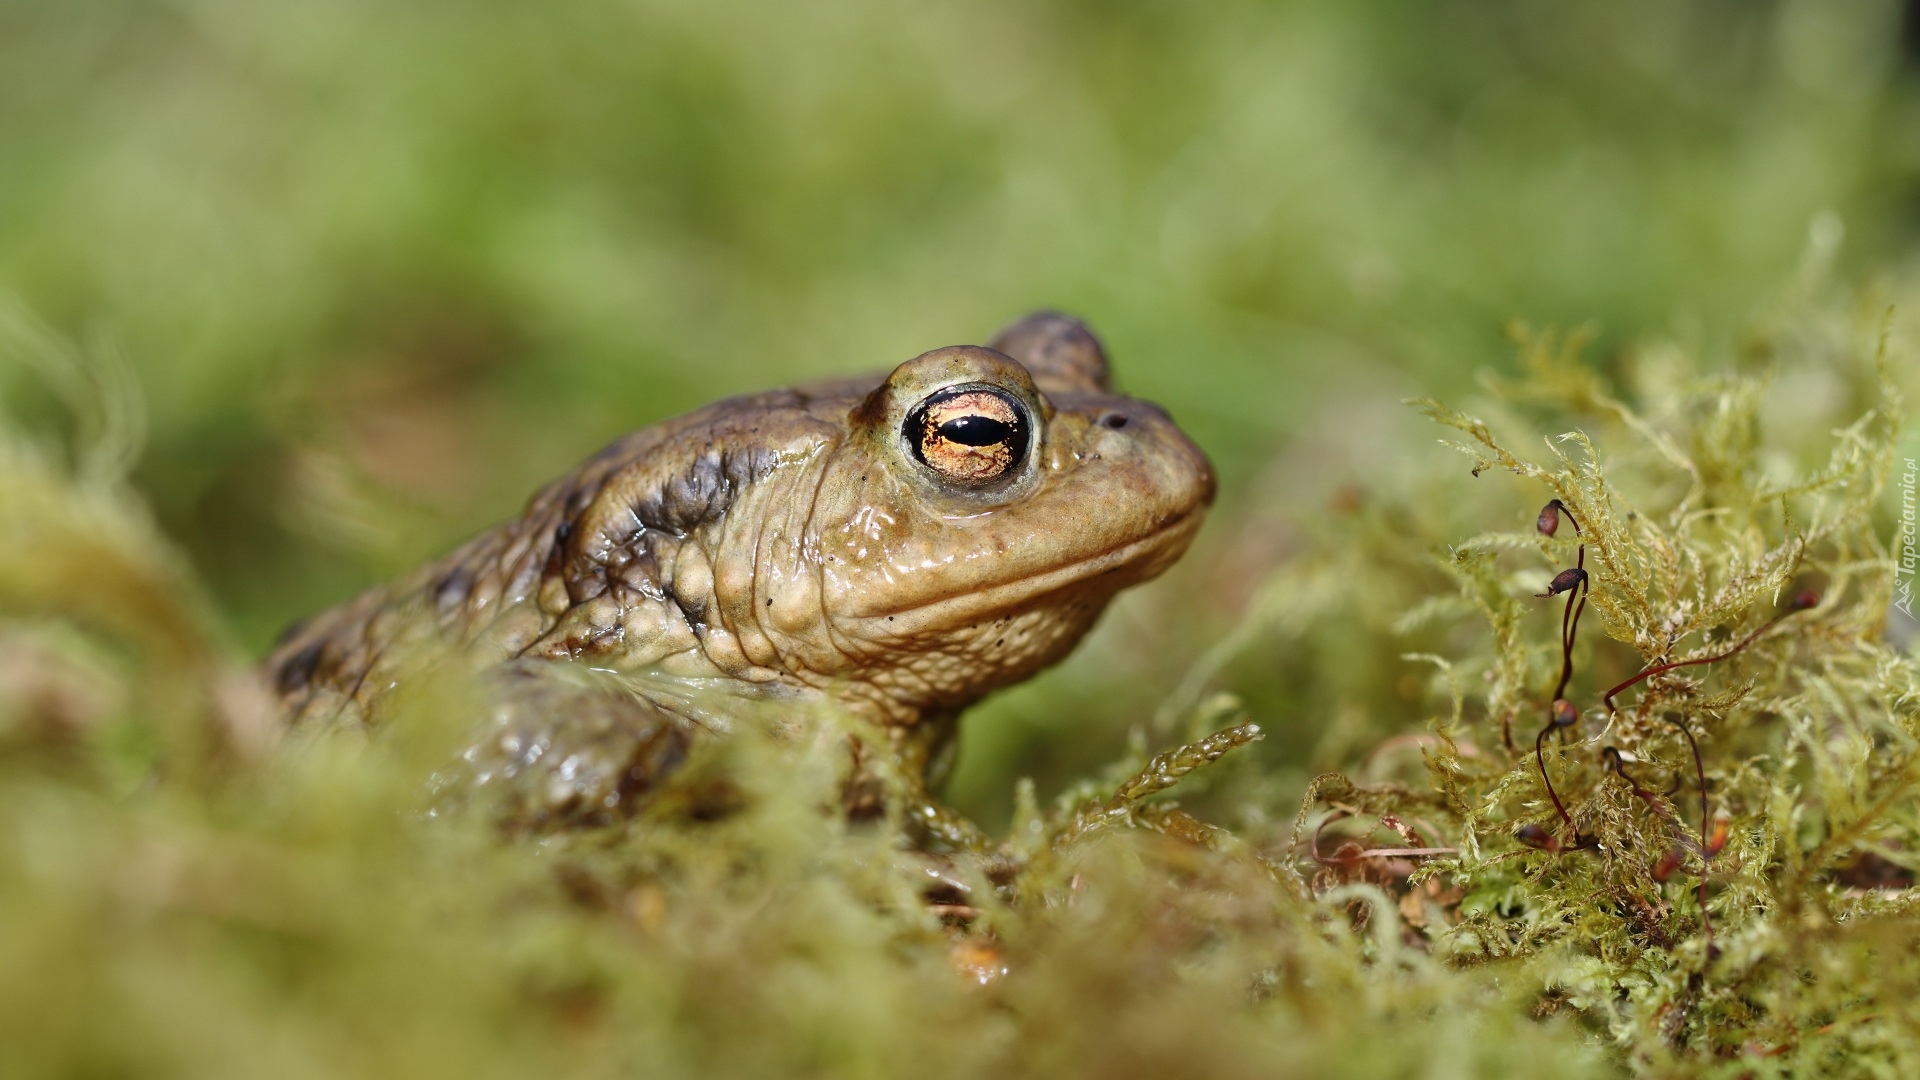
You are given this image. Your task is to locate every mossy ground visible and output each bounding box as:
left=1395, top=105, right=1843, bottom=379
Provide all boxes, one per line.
left=4, top=276, right=1920, bottom=1078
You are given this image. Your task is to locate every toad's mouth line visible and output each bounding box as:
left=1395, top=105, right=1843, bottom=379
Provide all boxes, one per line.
left=854, top=508, right=1206, bottom=623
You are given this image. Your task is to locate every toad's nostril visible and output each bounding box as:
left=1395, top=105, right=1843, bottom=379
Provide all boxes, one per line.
left=1100, top=413, right=1129, bottom=430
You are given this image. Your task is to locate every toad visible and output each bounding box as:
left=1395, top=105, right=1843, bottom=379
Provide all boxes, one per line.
left=266, top=313, right=1214, bottom=827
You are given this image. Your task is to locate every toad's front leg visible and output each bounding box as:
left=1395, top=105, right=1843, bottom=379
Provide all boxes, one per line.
left=440, top=661, right=707, bottom=832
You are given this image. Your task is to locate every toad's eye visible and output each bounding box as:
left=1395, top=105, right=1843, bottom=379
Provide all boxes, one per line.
left=906, top=385, right=1030, bottom=486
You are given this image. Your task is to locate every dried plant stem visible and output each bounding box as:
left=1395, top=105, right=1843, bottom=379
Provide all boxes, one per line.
left=1535, top=723, right=1576, bottom=836
left=1552, top=542, right=1587, bottom=703
left=1602, top=609, right=1802, bottom=718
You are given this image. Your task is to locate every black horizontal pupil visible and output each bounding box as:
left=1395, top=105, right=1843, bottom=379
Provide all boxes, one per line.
left=936, top=414, right=1012, bottom=446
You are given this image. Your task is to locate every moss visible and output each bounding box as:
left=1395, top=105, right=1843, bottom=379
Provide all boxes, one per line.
left=3, top=284, right=1919, bottom=1078
left=1289, top=302, right=1920, bottom=1074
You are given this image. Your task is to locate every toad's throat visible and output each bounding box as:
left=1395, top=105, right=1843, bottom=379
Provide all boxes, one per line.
left=851, top=509, right=1203, bottom=623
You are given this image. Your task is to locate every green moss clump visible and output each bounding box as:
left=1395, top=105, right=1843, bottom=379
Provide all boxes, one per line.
left=1281, top=302, right=1920, bottom=1074
left=2, top=286, right=1918, bottom=1078
left=1435, top=351, right=1902, bottom=1039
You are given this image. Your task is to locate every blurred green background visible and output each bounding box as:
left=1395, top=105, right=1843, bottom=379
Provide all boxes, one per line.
left=3, top=0, right=1916, bottom=825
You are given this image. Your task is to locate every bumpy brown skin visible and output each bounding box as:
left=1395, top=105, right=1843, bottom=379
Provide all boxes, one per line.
left=266, top=313, right=1214, bottom=826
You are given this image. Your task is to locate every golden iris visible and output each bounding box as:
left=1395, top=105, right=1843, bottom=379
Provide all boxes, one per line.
left=907, top=386, right=1029, bottom=485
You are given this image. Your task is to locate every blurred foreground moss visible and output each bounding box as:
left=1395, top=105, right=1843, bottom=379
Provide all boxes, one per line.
left=3, top=279, right=1919, bottom=1078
